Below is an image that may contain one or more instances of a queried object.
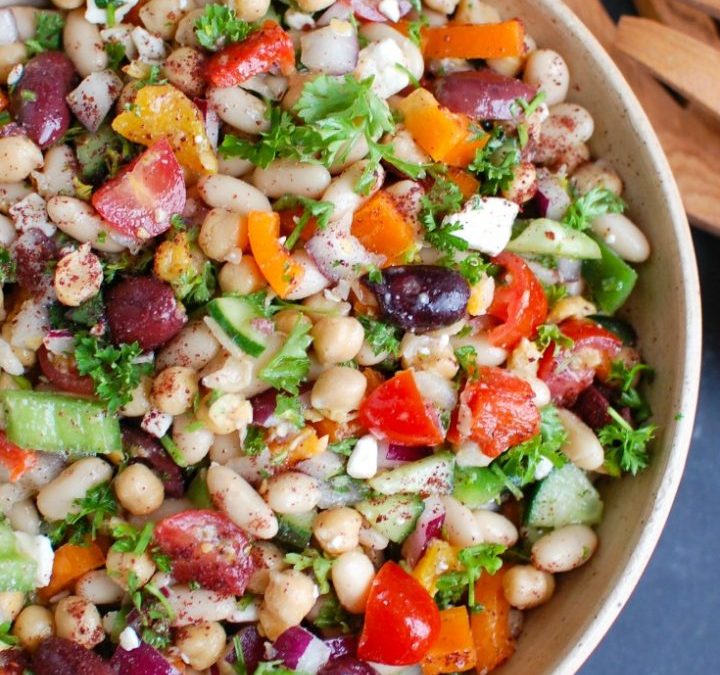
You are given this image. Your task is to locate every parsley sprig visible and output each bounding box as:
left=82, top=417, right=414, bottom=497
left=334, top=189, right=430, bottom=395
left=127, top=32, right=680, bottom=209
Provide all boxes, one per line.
left=607, top=359, right=654, bottom=421
left=535, top=323, right=575, bottom=352
left=274, top=195, right=334, bottom=250
left=258, top=319, right=312, bottom=394
left=25, top=12, right=64, bottom=56
left=274, top=394, right=305, bottom=429
left=469, top=127, right=521, bottom=196
left=194, top=4, right=255, bottom=51
left=47, top=482, right=118, bottom=546
left=283, top=549, right=334, bottom=594
left=598, top=407, right=656, bottom=476
left=419, top=175, right=466, bottom=253
left=357, top=315, right=401, bottom=358
left=562, top=186, right=625, bottom=231
left=0, top=248, right=16, bottom=284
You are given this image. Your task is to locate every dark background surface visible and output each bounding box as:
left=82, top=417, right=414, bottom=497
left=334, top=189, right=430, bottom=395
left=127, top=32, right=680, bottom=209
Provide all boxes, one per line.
left=581, top=1, right=720, bottom=673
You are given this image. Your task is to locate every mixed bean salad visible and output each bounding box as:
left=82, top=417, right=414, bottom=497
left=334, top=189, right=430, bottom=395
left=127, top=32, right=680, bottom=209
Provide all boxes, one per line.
left=0, top=0, right=658, bottom=673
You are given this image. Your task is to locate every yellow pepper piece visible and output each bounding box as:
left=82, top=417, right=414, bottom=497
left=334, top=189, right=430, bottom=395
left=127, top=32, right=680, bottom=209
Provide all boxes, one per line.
left=154, top=231, right=193, bottom=284
left=413, top=539, right=460, bottom=596
left=112, top=84, right=218, bottom=175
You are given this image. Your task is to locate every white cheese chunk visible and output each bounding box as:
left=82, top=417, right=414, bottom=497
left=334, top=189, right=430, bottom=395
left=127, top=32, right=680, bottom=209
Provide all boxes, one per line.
left=355, top=39, right=409, bottom=99
left=441, top=195, right=519, bottom=256
left=378, top=0, right=401, bottom=22
left=119, top=626, right=141, bottom=651
left=85, top=0, right=139, bottom=25
left=347, top=435, right=379, bottom=479
left=14, top=532, right=54, bottom=588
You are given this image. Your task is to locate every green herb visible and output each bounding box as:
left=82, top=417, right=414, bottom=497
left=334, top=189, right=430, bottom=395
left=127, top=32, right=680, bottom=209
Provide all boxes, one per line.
left=365, top=264, right=383, bottom=284
left=328, top=437, right=358, bottom=456
left=259, top=319, right=312, bottom=394
left=49, top=293, right=105, bottom=331
left=243, top=425, right=267, bottom=456
left=0, top=248, right=16, bottom=284
left=232, top=634, right=248, bottom=675
left=102, top=248, right=154, bottom=283
left=47, top=482, right=118, bottom=546
left=105, top=41, right=127, bottom=70
left=94, top=0, right=126, bottom=28
left=74, top=334, right=153, bottom=412
left=274, top=195, right=334, bottom=250
left=513, top=91, right=547, bottom=118
left=562, top=186, right=625, bottom=232
left=194, top=4, right=254, bottom=51
left=454, top=253, right=493, bottom=285
left=255, top=662, right=310, bottom=675
left=312, top=593, right=352, bottom=632
left=455, top=345, right=478, bottom=375
left=544, top=283, right=568, bottom=307
left=0, top=621, right=19, bottom=647
left=25, top=12, right=65, bottom=56
left=357, top=315, right=401, bottom=357
left=174, top=261, right=217, bottom=306
left=20, top=89, right=37, bottom=102
left=419, top=175, right=467, bottom=254
left=126, top=573, right=174, bottom=651
left=111, top=521, right=154, bottom=555
left=407, top=13, right=429, bottom=47
left=284, top=549, right=334, bottom=594
left=135, top=64, right=167, bottom=89
left=395, top=63, right=421, bottom=89
left=598, top=407, right=656, bottom=476
left=535, top=323, right=574, bottom=352
left=607, top=359, right=654, bottom=420
left=274, top=394, right=305, bottom=429
left=469, top=127, right=521, bottom=196
left=0, top=111, right=11, bottom=127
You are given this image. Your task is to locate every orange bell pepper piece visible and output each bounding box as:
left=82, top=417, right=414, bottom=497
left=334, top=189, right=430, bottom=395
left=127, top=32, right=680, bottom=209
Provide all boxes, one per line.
left=397, top=88, right=486, bottom=168
left=247, top=210, right=304, bottom=298
left=0, top=431, right=37, bottom=482
left=39, top=541, right=105, bottom=601
left=112, top=84, right=218, bottom=174
left=362, top=367, right=385, bottom=395
left=423, top=20, right=525, bottom=60
left=0, top=90, right=8, bottom=113
left=351, top=190, right=417, bottom=265
left=271, top=427, right=328, bottom=465
left=422, top=606, right=478, bottom=675
left=470, top=568, right=516, bottom=673
left=446, top=168, right=481, bottom=199
left=312, top=417, right=364, bottom=443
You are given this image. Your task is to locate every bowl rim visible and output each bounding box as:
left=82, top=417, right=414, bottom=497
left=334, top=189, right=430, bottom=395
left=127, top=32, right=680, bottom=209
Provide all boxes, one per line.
left=536, top=1, right=703, bottom=672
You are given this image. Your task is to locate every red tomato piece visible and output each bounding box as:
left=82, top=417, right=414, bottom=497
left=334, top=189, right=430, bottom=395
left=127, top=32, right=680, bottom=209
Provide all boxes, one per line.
left=0, top=431, right=37, bottom=482
left=447, top=366, right=540, bottom=457
left=204, top=22, right=295, bottom=88
left=37, top=345, right=95, bottom=397
left=92, top=138, right=185, bottom=241
left=487, top=252, right=547, bottom=350
left=358, top=561, right=441, bottom=666
left=154, top=510, right=255, bottom=596
left=359, top=370, right=445, bottom=447
left=537, top=318, right=623, bottom=406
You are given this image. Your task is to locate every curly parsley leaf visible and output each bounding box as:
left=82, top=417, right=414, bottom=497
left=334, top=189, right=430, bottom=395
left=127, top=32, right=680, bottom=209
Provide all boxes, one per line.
left=419, top=175, right=467, bottom=254
left=598, top=406, right=655, bottom=476
left=195, top=4, right=255, bottom=51
left=47, top=482, right=118, bottom=546
left=174, top=261, right=217, bottom=306
left=0, top=248, right=16, bottom=284
left=607, top=359, right=654, bottom=421
left=454, top=345, right=478, bottom=375
left=283, top=549, right=334, bottom=595
left=25, top=12, right=65, bottom=56
left=543, top=283, right=569, bottom=307
left=357, top=315, right=401, bottom=357
left=242, top=425, right=267, bottom=456
left=469, top=127, right=521, bottom=196
left=562, top=186, right=625, bottom=231
left=105, top=41, right=127, bottom=71
left=74, top=335, right=153, bottom=412
left=274, top=394, right=305, bottom=429
left=328, top=437, right=358, bottom=456
left=259, top=319, right=312, bottom=394
left=274, top=195, right=334, bottom=250
left=535, top=323, right=574, bottom=352
left=311, top=593, right=353, bottom=633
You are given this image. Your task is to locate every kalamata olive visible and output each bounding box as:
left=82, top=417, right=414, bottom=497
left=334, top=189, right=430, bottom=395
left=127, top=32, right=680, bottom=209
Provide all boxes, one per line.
left=122, top=426, right=185, bottom=497
left=0, top=647, right=31, bottom=675
left=433, top=70, right=537, bottom=121
left=572, top=385, right=611, bottom=430
left=11, top=52, right=77, bottom=148
left=319, top=656, right=378, bottom=675
left=363, top=265, right=470, bottom=332
left=37, top=344, right=96, bottom=396
left=11, top=228, right=58, bottom=295
left=106, top=276, right=187, bottom=351
left=32, top=637, right=114, bottom=675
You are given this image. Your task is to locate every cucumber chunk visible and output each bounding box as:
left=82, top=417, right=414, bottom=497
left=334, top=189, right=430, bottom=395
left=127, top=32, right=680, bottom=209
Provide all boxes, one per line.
left=582, top=235, right=638, bottom=313
left=356, top=494, right=424, bottom=543
left=525, top=463, right=603, bottom=528
left=186, top=469, right=212, bottom=508
left=369, top=452, right=455, bottom=496
left=0, top=522, right=38, bottom=592
left=453, top=465, right=507, bottom=508
left=508, top=219, right=602, bottom=259
left=206, top=296, right=267, bottom=357
left=276, top=510, right=316, bottom=550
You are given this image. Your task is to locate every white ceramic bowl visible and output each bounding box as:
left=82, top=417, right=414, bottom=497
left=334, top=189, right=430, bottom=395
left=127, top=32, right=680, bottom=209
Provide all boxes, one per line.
left=490, top=1, right=702, bottom=672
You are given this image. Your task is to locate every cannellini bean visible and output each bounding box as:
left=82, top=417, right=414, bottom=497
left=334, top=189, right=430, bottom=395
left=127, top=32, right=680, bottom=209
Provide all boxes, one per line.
left=532, top=524, right=598, bottom=573
left=76, top=570, right=124, bottom=605
left=0, top=213, right=15, bottom=246
left=0, top=42, right=26, bottom=81
left=265, top=472, right=321, bottom=514
left=63, top=9, right=107, bottom=77
left=502, top=565, right=555, bottom=610
left=174, top=621, right=227, bottom=670
left=386, top=128, right=431, bottom=167
left=247, top=542, right=287, bottom=594
left=151, top=366, right=199, bottom=416
left=311, top=366, right=367, bottom=416
left=296, top=0, right=334, bottom=11
left=0, top=182, right=31, bottom=214
left=54, top=243, right=103, bottom=307
left=156, top=321, right=221, bottom=371
left=284, top=249, right=331, bottom=300
left=424, top=0, right=460, bottom=14
left=209, top=433, right=243, bottom=464
left=197, top=174, right=272, bottom=214
left=455, top=0, right=500, bottom=23
left=219, top=256, right=267, bottom=295
left=260, top=569, right=317, bottom=640
left=556, top=408, right=605, bottom=471
left=106, top=549, right=156, bottom=590
left=164, top=46, right=205, bottom=97
left=172, top=413, right=214, bottom=465
left=8, top=498, right=41, bottom=535
left=36, top=458, right=112, bottom=521
left=166, top=586, right=236, bottom=627
left=46, top=196, right=125, bottom=252
left=313, top=507, right=363, bottom=555
left=209, top=86, right=270, bottom=135
left=139, top=0, right=188, bottom=40
left=523, top=49, right=569, bottom=107
left=332, top=549, right=375, bottom=614
left=202, top=352, right=253, bottom=394
left=235, top=0, right=272, bottom=21
left=0, top=136, right=43, bottom=183
left=441, top=496, right=482, bottom=546
left=0, top=591, right=24, bottom=623
left=322, top=160, right=385, bottom=221
left=114, top=463, right=165, bottom=516
left=473, top=509, right=519, bottom=547
left=591, top=213, right=650, bottom=263
left=527, top=377, right=551, bottom=408
left=251, top=159, right=331, bottom=199
left=502, top=161, right=537, bottom=204
left=542, top=104, right=595, bottom=149
left=401, top=333, right=458, bottom=380
left=174, top=8, right=203, bottom=47
left=218, top=154, right=254, bottom=177
left=312, top=317, right=364, bottom=364
left=207, top=463, right=279, bottom=539
left=55, top=596, right=104, bottom=649
left=572, top=160, right=623, bottom=196
left=450, top=333, right=508, bottom=367
left=31, top=145, right=77, bottom=199
left=11, top=605, right=54, bottom=652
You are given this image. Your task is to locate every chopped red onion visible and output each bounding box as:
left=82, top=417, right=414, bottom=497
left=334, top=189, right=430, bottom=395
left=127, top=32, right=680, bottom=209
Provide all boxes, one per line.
left=306, top=226, right=382, bottom=282
left=66, top=70, right=123, bottom=133
left=43, top=329, right=74, bottom=355
left=271, top=626, right=332, bottom=673
left=110, top=642, right=179, bottom=675
left=401, top=495, right=446, bottom=567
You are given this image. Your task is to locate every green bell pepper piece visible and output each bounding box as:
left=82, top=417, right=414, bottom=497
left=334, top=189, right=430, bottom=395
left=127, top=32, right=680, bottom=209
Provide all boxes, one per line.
left=582, top=234, right=638, bottom=313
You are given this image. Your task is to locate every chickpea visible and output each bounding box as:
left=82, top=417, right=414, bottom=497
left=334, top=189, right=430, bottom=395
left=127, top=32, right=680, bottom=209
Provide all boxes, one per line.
left=150, top=366, right=199, bottom=416
left=174, top=621, right=226, bottom=670
left=311, top=317, right=365, bottom=364
left=196, top=392, right=253, bottom=435
left=106, top=549, right=156, bottom=590
left=247, top=542, right=287, bottom=594
left=113, top=463, right=165, bottom=516
left=260, top=569, right=317, bottom=640
left=218, top=256, right=267, bottom=294
left=12, top=605, right=54, bottom=652
left=502, top=565, right=555, bottom=610
left=199, top=208, right=248, bottom=263
left=313, top=508, right=363, bottom=555
left=120, top=376, right=152, bottom=417
left=311, top=367, right=367, bottom=416
left=54, top=596, right=104, bottom=649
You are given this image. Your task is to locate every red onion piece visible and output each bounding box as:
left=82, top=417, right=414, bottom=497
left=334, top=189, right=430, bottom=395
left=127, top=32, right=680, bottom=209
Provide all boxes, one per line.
left=317, top=0, right=353, bottom=25
left=350, top=0, right=412, bottom=22
left=324, top=635, right=358, bottom=661
left=272, top=626, right=332, bottom=672
left=319, top=656, right=379, bottom=675
left=535, top=168, right=571, bottom=221
left=296, top=451, right=345, bottom=481
left=193, top=98, right=220, bottom=149
left=300, top=23, right=359, bottom=75
left=110, top=642, right=179, bottom=675
left=305, top=226, right=382, bottom=282
left=66, top=70, right=123, bottom=133
left=251, top=384, right=311, bottom=427
left=385, top=444, right=432, bottom=462
left=43, top=329, right=74, bottom=355
left=225, top=626, right=263, bottom=674
left=401, top=496, right=446, bottom=567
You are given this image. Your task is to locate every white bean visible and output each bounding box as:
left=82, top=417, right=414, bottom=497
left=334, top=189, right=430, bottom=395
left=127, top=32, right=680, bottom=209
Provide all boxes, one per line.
left=76, top=570, right=124, bottom=605
left=0, top=182, right=31, bottom=214
left=63, top=9, right=107, bottom=77
left=502, top=565, right=555, bottom=610
left=209, top=86, right=270, bottom=135
left=247, top=542, right=287, bottom=594
left=450, top=333, right=508, bottom=367
left=359, top=22, right=424, bottom=81
left=31, top=145, right=77, bottom=199
left=531, top=525, right=598, bottom=573
left=321, top=160, right=385, bottom=221
left=0, top=213, right=15, bottom=247
left=0, top=591, right=24, bottom=623
left=331, top=549, right=375, bottom=614
left=164, top=46, right=206, bottom=98
left=218, top=155, right=254, bottom=177
left=8, top=498, right=41, bottom=535
left=46, top=196, right=125, bottom=252
left=55, top=596, right=104, bottom=649
left=174, top=8, right=203, bottom=47
left=284, top=249, right=331, bottom=300
left=542, top=104, right=595, bottom=147
left=166, top=585, right=236, bottom=627
left=139, top=0, right=187, bottom=40
left=0, top=136, right=43, bottom=183
left=234, top=0, right=272, bottom=21
left=207, top=463, right=279, bottom=539
left=556, top=408, right=605, bottom=471
left=156, top=320, right=221, bottom=371
left=296, top=0, right=334, bottom=11
left=440, top=495, right=482, bottom=547
left=11, top=605, right=54, bottom=652
left=265, top=472, right=321, bottom=514
left=455, top=0, right=500, bottom=23
left=0, top=42, right=26, bottom=81
left=197, top=174, right=272, bottom=214
left=252, top=159, right=331, bottom=199
left=591, top=213, right=650, bottom=263
left=473, top=509, right=519, bottom=547
left=172, top=413, right=214, bottom=466
left=523, top=49, right=569, bottom=107
left=36, top=458, right=112, bottom=521
left=572, top=160, right=623, bottom=196
left=313, top=507, right=363, bottom=555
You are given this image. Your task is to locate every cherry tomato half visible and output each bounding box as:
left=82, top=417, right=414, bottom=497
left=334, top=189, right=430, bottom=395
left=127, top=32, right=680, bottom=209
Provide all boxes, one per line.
left=447, top=366, right=540, bottom=457
left=358, top=561, right=441, bottom=665
left=153, top=510, right=256, bottom=596
left=537, top=318, right=623, bottom=406
left=359, top=370, right=445, bottom=446
left=487, top=252, right=547, bottom=349
left=0, top=431, right=37, bottom=482
left=92, top=138, right=185, bottom=241
left=37, top=345, right=95, bottom=397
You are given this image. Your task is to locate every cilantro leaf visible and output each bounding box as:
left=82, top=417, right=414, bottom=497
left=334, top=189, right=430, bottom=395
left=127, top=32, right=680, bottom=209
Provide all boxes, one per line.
left=535, top=323, right=574, bottom=352
left=194, top=4, right=255, bottom=51
left=357, top=315, right=401, bottom=357
left=242, top=426, right=267, bottom=457
left=469, top=127, right=521, bottom=196
left=598, top=407, right=655, bottom=476
left=274, top=195, right=334, bottom=250
left=25, top=12, right=64, bottom=56
left=274, top=394, right=305, bottom=429
left=283, top=548, right=334, bottom=594
left=74, top=334, right=153, bottom=412
left=259, top=320, right=312, bottom=394
left=0, top=621, right=19, bottom=647
left=453, top=252, right=494, bottom=285
left=454, top=345, right=478, bottom=375
left=562, top=186, right=625, bottom=231
left=111, top=521, right=154, bottom=555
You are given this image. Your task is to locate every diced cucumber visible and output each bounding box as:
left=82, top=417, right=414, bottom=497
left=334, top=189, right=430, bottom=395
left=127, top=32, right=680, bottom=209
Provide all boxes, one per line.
left=0, top=522, right=37, bottom=592
left=356, top=494, right=425, bottom=543
left=186, top=469, right=212, bottom=508
left=0, top=525, right=16, bottom=555
left=589, top=314, right=637, bottom=345
left=1, top=390, right=122, bottom=455
left=369, top=452, right=455, bottom=497
left=276, top=510, right=316, bottom=550
left=582, top=235, right=637, bottom=314
left=453, top=465, right=507, bottom=508
left=507, top=219, right=602, bottom=259
left=524, top=463, right=603, bottom=528
left=206, top=296, right=267, bottom=357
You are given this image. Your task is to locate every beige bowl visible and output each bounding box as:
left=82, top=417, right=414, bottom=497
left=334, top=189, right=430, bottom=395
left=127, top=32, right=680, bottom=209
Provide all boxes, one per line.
left=489, top=1, right=702, bottom=672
